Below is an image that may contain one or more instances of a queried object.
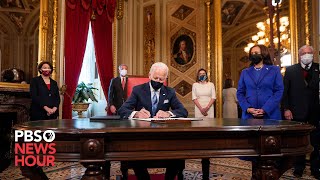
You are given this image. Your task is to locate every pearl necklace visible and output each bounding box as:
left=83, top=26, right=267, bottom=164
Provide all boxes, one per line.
left=254, top=66, right=263, bottom=71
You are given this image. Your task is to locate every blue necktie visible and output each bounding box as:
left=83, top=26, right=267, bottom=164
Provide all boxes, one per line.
left=152, top=92, right=158, bottom=116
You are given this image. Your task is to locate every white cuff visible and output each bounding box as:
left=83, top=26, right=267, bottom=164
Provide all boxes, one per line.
left=128, top=111, right=138, bottom=119
left=168, top=111, right=175, bottom=117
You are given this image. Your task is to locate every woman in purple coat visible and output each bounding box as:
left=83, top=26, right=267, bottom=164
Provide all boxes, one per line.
left=237, top=45, right=284, bottom=120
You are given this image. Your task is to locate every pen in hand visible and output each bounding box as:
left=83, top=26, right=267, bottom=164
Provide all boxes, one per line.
left=138, top=107, right=151, bottom=118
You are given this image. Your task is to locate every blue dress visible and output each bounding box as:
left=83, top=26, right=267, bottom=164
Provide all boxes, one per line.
left=237, top=65, right=284, bottom=120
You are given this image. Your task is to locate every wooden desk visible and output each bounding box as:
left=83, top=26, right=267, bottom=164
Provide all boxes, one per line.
left=13, top=118, right=314, bottom=180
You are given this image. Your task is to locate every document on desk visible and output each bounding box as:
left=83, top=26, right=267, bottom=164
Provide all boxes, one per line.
left=130, top=117, right=203, bottom=122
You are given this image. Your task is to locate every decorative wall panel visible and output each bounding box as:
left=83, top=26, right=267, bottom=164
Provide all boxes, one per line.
left=172, top=5, right=194, bottom=21
left=143, top=5, right=156, bottom=76
left=166, top=0, right=204, bottom=117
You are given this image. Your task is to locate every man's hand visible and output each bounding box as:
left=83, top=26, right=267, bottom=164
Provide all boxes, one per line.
left=284, top=109, right=293, bottom=120
left=154, top=110, right=171, bottom=118
left=110, top=105, right=117, bottom=114
left=134, top=108, right=151, bottom=118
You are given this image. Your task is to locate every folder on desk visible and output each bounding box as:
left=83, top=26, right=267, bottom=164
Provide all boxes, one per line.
left=130, top=117, right=202, bottom=123
left=90, top=115, right=121, bottom=120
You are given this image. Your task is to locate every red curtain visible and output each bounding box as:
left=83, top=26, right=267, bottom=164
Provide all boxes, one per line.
left=63, top=0, right=90, bottom=119
left=63, top=0, right=116, bottom=118
left=91, top=12, right=113, bottom=103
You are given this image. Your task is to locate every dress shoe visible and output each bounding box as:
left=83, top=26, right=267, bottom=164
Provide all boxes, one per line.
left=311, top=170, right=320, bottom=179
left=293, top=169, right=303, bottom=178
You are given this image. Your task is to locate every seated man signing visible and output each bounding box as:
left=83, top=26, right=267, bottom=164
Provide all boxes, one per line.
left=118, top=62, right=188, bottom=180
left=118, top=62, right=188, bottom=119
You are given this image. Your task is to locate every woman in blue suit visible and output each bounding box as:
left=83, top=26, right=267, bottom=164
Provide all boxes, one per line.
left=237, top=45, right=284, bottom=120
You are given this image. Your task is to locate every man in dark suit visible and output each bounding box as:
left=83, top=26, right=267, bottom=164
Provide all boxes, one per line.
left=282, top=45, right=320, bottom=178
left=107, top=64, right=128, bottom=115
left=118, top=62, right=188, bottom=180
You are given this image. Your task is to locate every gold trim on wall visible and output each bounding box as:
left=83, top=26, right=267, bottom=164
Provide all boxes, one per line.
left=213, top=0, right=222, bottom=118
left=143, top=5, right=156, bottom=76
left=37, top=0, right=58, bottom=80
left=52, top=0, right=58, bottom=80
left=117, top=0, right=124, bottom=20
left=113, top=16, right=117, bottom=77
left=312, top=0, right=319, bottom=62
left=304, top=0, right=310, bottom=45
left=289, top=0, right=299, bottom=64
left=39, top=0, right=48, bottom=64
left=205, top=1, right=211, bottom=81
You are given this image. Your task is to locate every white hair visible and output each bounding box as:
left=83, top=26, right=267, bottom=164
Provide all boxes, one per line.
left=118, top=64, right=127, bottom=70
left=298, top=45, right=314, bottom=55
left=149, top=62, right=169, bottom=77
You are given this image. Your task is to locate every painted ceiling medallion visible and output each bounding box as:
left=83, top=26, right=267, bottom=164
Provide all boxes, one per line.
left=174, top=80, right=192, bottom=97
left=172, top=5, right=194, bottom=21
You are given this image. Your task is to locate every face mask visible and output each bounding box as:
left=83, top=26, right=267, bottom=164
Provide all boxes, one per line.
left=120, top=69, right=127, bottom=76
left=41, top=70, right=51, bottom=76
left=150, top=80, right=163, bottom=91
left=300, top=54, right=313, bottom=65
left=249, top=54, right=263, bottom=65
left=198, top=75, right=207, bottom=81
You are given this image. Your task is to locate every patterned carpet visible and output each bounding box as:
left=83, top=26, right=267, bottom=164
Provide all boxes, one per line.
left=0, top=158, right=317, bottom=180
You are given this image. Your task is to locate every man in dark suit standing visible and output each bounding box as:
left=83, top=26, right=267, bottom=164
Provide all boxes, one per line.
left=107, top=64, right=128, bottom=115
left=282, top=45, right=320, bottom=178
left=118, top=62, right=188, bottom=180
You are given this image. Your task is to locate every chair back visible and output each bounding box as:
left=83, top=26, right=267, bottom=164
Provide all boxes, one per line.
left=127, top=76, right=167, bottom=97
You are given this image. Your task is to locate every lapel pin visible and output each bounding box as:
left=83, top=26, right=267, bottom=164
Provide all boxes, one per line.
left=163, top=94, right=165, bottom=96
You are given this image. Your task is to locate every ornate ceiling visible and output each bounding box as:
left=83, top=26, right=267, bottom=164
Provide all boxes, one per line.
left=0, top=0, right=40, bottom=33
left=221, top=0, right=289, bottom=48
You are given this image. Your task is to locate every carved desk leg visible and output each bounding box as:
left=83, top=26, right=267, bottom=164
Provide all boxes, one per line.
left=252, top=158, right=280, bottom=180
left=80, top=138, right=106, bottom=180
left=81, top=162, right=105, bottom=180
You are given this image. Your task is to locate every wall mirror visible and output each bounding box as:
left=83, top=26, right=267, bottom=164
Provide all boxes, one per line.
left=0, top=0, right=56, bottom=89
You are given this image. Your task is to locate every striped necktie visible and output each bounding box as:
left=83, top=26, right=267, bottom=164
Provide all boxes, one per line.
left=152, top=91, right=158, bottom=116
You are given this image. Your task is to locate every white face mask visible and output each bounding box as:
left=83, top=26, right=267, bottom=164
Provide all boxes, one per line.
left=120, top=69, right=127, bottom=76
left=300, top=54, right=313, bottom=65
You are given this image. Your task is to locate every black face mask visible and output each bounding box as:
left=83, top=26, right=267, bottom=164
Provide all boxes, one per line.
left=250, top=54, right=263, bottom=65
left=151, top=80, right=163, bottom=91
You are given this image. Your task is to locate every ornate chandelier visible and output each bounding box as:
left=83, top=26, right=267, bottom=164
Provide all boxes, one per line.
left=244, top=15, right=290, bottom=54
left=244, top=0, right=291, bottom=67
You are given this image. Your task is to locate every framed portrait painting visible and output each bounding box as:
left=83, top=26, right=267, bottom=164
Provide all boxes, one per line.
left=172, top=35, right=194, bottom=65
left=171, top=28, right=196, bottom=72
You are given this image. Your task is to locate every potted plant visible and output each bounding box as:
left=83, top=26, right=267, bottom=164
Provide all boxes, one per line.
left=72, top=82, right=98, bottom=117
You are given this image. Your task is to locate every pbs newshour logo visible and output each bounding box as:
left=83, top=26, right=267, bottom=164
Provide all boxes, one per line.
left=14, top=130, right=56, bottom=167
